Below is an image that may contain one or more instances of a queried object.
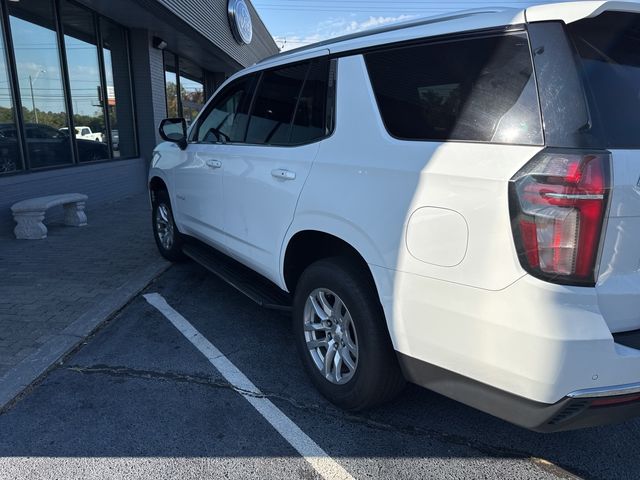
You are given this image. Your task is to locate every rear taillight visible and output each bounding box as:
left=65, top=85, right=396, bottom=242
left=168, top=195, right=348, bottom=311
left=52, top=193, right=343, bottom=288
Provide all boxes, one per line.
left=509, top=150, right=611, bottom=286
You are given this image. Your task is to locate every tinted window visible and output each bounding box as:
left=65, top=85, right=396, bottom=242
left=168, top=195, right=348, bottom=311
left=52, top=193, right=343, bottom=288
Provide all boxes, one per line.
left=528, top=22, right=599, bottom=149
left=246, top=64, right=308, bottom=145
left=290, top=59, right=330, bottom=144
left=569, top=12, right=640, bottom=148
left=365, top=33, right=542, bottom=145
left=196, top=75, right=257, bottom=143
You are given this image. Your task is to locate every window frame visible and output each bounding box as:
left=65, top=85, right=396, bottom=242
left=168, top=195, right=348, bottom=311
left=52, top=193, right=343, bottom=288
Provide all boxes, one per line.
left=362, top=26, right=545, bottom=147
left=190, top=56, right=336, bottom=148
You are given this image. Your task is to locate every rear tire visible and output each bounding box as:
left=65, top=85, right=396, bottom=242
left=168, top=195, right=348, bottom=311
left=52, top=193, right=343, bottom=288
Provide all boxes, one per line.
left=152, top=190, right=185, bottom=262
left=293, top=257, right=405, bottom=411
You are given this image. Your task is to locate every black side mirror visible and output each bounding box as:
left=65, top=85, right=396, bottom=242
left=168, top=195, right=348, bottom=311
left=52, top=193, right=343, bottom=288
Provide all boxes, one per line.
left=159, top=118, right=187, bottom=150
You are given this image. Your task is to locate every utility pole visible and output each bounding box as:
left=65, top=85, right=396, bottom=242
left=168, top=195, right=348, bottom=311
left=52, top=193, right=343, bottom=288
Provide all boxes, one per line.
left=28, top=70, right=45, bottom=124
left=29, top=75, right=37, bottom=124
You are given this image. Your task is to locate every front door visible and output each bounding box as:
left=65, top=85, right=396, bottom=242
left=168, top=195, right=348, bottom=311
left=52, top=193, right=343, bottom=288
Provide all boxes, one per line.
left=174, top=73, right=258, bottom=249
left=173, top=143, right=225, bottom=248
left=221, top=57, right=331, bottom=283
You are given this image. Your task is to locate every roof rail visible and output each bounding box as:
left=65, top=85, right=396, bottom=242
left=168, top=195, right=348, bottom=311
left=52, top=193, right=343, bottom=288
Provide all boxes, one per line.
left=258, top=7, right=515, bottom=64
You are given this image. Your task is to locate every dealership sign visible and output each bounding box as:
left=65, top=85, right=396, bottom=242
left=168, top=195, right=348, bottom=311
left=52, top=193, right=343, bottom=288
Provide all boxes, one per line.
left=228, top=0, right=253, bottom=45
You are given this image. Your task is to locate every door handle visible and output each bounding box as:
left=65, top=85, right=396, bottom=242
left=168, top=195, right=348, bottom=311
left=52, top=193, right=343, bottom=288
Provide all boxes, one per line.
left=271, top=169, right=296, bottom=180
left=205, top=159, right=222, bottom=169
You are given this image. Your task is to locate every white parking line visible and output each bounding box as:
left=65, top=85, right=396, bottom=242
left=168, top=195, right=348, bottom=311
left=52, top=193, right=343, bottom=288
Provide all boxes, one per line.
left=143, top=292, right=355, bottom=480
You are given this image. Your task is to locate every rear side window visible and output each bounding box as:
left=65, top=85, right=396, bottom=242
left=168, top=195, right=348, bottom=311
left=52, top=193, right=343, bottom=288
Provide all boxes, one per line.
left=245, top=58, right=331, bottom=146
left=246, top=64, right=308, bottom=145
left=568, top=12, right=640, bottom=148
left=195, top=74, right=257, bottom=143
left=364, top=32, right=543, bottom=145
left=290, top=59, right=330, bottom=144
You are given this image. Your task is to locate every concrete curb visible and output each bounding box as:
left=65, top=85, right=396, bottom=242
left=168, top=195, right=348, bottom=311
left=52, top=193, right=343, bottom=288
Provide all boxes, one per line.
left=0, top=260, right=170, bottom=411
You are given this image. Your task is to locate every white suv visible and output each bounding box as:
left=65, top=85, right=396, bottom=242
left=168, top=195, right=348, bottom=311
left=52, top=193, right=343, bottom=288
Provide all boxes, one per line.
left=149, top=1, right=640, bottom=432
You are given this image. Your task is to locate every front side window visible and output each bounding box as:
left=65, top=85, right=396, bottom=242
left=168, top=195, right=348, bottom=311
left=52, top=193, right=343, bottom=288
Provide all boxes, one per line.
left=245, top=63, right=308, bottom=145
left=195, top=75, right=257, bottom=143
left=365, top=32, right=543, bottom=145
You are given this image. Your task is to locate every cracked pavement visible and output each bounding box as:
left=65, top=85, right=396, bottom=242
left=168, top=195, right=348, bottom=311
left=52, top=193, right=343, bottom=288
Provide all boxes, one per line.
left=0, top=263, right=639, bottom=479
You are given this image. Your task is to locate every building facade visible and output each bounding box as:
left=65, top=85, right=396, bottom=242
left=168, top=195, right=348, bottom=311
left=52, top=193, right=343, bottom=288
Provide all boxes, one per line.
left=0, top=0, right=277, bottom=230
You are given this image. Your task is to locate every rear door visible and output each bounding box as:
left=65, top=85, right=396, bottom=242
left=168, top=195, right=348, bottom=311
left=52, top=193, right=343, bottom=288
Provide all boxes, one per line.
left=221, top=56, right=332, bottom=282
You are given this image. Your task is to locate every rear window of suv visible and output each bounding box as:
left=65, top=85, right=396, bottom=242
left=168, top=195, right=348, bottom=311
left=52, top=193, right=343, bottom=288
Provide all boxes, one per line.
left=364, top=32, right=543, bottom=145
left=568, top=12, right=640, bottom=149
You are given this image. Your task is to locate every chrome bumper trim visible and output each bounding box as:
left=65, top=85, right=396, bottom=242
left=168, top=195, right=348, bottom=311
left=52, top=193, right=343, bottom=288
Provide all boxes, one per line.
left=567, top=382, right=640, bottom=399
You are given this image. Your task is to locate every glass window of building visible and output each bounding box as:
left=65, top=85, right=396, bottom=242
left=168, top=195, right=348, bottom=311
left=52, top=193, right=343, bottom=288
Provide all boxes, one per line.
left=100, top=18, right=136, bottom=159
left=8, top=1, right=73, bottom=169
left=179, top=57, right=204, bottom=124
left=60, top=0, right=109, bottom=163
left=0, top=18, right=20, bottom=175
left=164, top=52, right=206, bottom=123
left=164, top=52, right=179, bottom=118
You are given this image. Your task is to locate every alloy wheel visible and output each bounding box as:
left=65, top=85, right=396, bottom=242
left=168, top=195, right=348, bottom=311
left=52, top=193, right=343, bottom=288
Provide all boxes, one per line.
left=155, top=203, right=174, bottom=250
left=303, top=288, right=359, bottom=385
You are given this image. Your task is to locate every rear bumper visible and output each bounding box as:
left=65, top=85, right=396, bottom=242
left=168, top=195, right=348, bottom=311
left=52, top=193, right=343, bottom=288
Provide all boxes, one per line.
left=398, top=353, right=640, bottom=432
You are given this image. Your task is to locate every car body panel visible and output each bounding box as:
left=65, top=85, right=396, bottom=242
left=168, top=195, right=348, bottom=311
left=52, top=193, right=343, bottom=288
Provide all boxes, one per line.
left=220, top=141, right=320, bottom=284
left=596, top=149, right=640, bottom=333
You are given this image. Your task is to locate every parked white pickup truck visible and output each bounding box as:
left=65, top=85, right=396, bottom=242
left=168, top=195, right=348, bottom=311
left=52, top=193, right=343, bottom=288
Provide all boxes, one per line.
left=59, top=126, right=103, bottom=142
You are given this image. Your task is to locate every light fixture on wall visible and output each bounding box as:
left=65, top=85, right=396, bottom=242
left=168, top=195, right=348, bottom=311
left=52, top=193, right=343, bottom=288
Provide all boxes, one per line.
left=153, top=37, right=167, bottom=50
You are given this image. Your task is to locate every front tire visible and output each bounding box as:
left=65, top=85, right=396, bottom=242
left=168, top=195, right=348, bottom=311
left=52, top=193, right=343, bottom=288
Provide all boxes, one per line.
left=152, top=190, right=184, bottom=262
left=293, top=257, right=405, bottom=411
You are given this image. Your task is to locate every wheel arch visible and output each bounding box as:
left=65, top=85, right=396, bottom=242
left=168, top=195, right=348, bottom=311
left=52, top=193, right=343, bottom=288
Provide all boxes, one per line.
left=282, top=229, right=380, bottom=297
left=148, top=175, right=169, bottom=204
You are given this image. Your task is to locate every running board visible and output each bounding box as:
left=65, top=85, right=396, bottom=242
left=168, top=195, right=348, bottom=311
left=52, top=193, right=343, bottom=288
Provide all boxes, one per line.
left=182, top=240, right=292, bottom=312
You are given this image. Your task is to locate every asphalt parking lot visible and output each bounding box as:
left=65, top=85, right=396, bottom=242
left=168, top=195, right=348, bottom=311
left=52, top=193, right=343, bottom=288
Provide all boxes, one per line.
left=1, top=262, right=640, bottom=480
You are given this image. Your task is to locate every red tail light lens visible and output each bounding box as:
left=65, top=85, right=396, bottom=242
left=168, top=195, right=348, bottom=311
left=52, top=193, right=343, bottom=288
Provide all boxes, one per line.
left=509, top=150, right=611, bottom=286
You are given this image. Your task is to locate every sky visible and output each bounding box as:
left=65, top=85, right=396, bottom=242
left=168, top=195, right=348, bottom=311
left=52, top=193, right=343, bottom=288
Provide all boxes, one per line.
left=252, top=0, right=548, bottom=51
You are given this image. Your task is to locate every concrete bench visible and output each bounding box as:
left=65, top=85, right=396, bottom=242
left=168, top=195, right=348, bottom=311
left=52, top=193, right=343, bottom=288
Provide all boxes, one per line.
left=11, top=193, right=88, bottom=240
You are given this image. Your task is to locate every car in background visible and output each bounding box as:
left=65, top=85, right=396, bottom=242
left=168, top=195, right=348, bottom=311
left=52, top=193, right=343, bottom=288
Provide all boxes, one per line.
left=60, top=126, right=104, bottom=143
left=0, top=123, right=109, bottom=168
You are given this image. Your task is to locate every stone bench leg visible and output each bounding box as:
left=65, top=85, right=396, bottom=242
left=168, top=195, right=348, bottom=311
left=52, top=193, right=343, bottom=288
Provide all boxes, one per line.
left=63, top=201, right=87, bottom=227
left=14, top=211, right=47, bottom=240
